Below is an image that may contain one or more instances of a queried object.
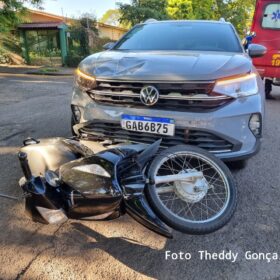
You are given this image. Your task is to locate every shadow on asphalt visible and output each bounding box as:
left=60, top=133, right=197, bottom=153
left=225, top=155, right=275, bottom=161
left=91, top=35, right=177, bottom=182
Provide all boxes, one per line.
left=71, top=222, right=170, bottom=278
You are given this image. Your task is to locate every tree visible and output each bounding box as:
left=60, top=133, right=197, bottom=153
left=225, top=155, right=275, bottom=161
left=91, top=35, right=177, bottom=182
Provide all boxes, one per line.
left=100, top=9, right=121, bottom=26
left=166, top=0, right=217, bottom=20
left=117, top=0, right=169, bottom=27
left=216, top=0, right=256, bottom=34
left=69, top=13, right=98, bottom=56
left=192, top=0, right=217, bottom=20
left=0, top=0, right=42, bottom=63
left=79, top=13, right=98, bottom=34
left=117, top=0, right=255, bottom=34
left=0, top=0, right=41, bottom=33
left=166, top=0, right=194, bottom=20
left=165, top=0, right=255, bottom=34
left=0, top=0, right=42, bottom=33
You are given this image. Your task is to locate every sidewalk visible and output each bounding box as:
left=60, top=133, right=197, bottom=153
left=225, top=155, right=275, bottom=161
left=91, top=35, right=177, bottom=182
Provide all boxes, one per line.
left=0, top=65, right=75, bottom=76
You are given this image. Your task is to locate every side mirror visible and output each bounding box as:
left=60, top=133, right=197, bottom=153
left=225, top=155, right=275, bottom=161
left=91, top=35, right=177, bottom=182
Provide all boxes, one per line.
left=103, top=42, right=115, bottom=50
left=248, top=44, right=267, bottom=58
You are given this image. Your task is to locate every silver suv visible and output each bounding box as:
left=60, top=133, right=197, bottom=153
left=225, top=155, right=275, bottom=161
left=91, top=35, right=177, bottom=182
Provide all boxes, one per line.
left=71, top=20, right=266, bottom=166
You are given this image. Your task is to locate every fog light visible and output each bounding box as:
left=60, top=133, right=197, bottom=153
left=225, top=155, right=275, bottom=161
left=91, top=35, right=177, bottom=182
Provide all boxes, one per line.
left=36, top=206, right=68, bottom=224
left=72, top=105, right=81, bottom=123
left=249, top=113, right=262, bottom=137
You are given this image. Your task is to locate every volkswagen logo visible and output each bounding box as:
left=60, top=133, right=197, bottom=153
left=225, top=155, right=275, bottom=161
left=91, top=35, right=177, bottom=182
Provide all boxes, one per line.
left=140, top=85, right=159, bottom=106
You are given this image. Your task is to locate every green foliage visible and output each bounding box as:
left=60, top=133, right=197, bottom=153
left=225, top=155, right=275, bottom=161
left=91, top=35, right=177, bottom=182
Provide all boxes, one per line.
left=66, top=14, right=110, bottom=66
left=100, top=9, right=121, bottom=26
left=90, top=37, right=113, bottom=53
left=0, top=0, right=42, bottom=63
left=65, top=54, right=84, bottom=67
left=39, top=67, right=59, bottom=73
left=117, top=0, right=255, bottom=35
left=117, top=0, right=169, bottom=26
left=68, top=28, right=90, bottom=56
left=192, top=0, right=217, bottom=20
left=0, top=1, right=24, bottom=33
left=0, top=0, right=42, bottom=33
left=216, top=0, right=256, bottom=34
left=79, top=13, right=98, bottom=34
left=68, top=14, right=99, bottom=57
left=166, top=0, right=255, bottom=34
left=166, top=0, right=194, bottom=20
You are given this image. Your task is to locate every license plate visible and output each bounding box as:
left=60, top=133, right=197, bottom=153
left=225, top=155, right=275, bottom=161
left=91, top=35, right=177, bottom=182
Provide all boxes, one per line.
left=121, top=115, right=175, bottom=136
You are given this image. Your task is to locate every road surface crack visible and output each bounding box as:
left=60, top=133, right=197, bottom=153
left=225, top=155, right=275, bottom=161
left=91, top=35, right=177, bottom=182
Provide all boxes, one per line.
left=15, top=221, right=66, bottom=280
left=15, top=246, right=52, bottom=280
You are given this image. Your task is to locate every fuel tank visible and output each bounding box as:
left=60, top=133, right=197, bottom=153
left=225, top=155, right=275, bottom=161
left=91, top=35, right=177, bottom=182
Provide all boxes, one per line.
left=20, top=138, right=81, bottom=176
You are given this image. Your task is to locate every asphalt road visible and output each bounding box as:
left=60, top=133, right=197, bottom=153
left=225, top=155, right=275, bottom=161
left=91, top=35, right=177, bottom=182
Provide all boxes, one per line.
left=1, top=73, right=280, bottom=280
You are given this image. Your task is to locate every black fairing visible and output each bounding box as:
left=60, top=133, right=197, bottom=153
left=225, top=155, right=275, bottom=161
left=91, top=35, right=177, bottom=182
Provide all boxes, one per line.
left=18, top=137, right=173, bottom=238
left=125, top=195, right=173, bottom=238
left=59, top=150, right=123, bottom=218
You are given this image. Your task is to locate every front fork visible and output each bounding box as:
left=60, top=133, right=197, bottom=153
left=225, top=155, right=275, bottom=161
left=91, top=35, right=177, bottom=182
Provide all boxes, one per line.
left=124, top=194, right=173, bottom=239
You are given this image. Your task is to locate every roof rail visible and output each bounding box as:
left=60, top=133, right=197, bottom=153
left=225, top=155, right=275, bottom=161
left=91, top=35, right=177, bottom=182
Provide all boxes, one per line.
left=219, top=17, right=226, bottom=22
left=144, top=18, right=157, bottom=23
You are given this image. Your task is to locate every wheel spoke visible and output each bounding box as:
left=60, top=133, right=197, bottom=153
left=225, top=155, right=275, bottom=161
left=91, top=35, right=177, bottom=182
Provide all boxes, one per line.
left=152, top=151, right=230, bottom=223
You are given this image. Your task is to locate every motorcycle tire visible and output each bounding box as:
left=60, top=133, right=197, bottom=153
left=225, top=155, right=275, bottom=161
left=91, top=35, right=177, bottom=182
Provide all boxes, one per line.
left=71, top=115, right=77, bottom=136
left=145, top=145, right=237, bottom=235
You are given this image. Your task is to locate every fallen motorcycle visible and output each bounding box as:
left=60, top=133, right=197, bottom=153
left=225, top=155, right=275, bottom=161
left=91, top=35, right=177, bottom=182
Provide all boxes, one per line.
left=18, top=137, right=237, bottom=238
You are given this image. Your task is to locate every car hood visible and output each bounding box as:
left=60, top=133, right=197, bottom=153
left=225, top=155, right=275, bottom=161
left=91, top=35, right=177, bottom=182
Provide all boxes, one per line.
left=79, top=50, right=252, bottom=81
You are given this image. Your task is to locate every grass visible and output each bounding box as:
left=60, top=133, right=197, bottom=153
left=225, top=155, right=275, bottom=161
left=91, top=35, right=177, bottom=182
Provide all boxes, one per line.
left=38, top=67, right=60, bottom=73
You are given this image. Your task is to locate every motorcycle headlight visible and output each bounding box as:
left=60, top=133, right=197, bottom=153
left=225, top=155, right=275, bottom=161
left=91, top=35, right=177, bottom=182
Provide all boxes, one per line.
left=213, top=73, right=258, bottom=98
left=72, top=164, right=111, bottom=178
left=75, top=68, right=96, bottom=91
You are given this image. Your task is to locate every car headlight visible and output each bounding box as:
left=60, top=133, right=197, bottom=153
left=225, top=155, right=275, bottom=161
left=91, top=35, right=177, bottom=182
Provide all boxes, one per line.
left=75, top=68, right=96, bottom=91
left=213, top=73, right=258, bottom=98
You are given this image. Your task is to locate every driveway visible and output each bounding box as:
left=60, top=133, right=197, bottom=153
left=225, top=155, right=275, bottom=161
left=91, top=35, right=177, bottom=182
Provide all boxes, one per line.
left=1, top=73, right=280, bottom=280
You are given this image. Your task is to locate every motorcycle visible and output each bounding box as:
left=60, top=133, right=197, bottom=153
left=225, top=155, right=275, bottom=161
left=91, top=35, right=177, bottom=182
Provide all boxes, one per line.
left=18, top=137, right=237, bottom=238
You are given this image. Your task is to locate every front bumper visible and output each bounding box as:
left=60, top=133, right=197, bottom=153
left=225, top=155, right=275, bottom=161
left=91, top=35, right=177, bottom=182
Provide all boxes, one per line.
left=72, top=86, right=264, bottom=162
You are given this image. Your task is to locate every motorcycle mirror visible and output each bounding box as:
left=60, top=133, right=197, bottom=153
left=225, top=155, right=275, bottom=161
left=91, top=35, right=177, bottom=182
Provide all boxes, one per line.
left=136, top=139, right=162, bottom=169
left=45, top=170, right=60, bottom=187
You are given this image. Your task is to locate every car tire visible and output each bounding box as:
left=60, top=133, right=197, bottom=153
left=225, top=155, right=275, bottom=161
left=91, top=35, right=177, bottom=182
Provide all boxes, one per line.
left=265, top=79, right=272, bottom=98
left=226, top=160, right=247, bottom=170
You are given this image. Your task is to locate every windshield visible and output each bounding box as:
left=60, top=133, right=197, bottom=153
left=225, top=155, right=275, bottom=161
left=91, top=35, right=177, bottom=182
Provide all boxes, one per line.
left=114, top=22, right=242, bottom=52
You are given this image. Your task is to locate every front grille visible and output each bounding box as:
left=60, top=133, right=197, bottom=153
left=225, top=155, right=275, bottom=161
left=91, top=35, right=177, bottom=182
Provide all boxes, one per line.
left=79, top=121, right=238, bottom=153
left=88, top=80, right=233, bottom=111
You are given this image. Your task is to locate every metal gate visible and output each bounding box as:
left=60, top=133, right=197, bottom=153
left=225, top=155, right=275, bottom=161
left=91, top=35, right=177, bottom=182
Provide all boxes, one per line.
left=25, top=29, right=62, bottom=66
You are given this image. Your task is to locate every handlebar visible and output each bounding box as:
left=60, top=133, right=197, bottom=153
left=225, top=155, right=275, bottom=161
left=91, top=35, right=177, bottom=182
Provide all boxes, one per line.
left=18, top=152, right=32, bottom=181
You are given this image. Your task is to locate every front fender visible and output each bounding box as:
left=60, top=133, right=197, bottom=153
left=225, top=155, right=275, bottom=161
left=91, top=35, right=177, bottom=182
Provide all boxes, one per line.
left=124, top=195, right=173, bottom=239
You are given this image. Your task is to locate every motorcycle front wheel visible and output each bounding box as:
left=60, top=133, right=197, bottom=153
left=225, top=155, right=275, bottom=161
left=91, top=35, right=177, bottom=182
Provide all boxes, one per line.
left=146, top=145, right=237, bottom=234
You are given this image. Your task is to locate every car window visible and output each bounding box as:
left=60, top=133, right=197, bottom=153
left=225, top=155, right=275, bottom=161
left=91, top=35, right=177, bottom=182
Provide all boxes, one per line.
left=114, top=22, right=242, bottom=52
left=262, top=3, right=280, bottom=29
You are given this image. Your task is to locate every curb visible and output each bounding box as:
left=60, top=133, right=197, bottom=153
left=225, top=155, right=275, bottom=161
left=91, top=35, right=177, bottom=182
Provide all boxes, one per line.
left=25, top=71, right=73, bottom=76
